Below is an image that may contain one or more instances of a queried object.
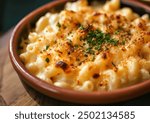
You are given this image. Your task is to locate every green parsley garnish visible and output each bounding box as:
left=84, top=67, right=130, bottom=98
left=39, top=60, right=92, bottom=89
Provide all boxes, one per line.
left=45, top=58, right=50, bottom=63
left=95, top=45, right=101, bottom=50
left=85, top=29, right=118, bottom=49
left=92, top=55, right=95, bottom=61
left=46, top=45, right=49, bottom=50
left=86, top=47, right=95, bottom=54
left=57, top=22, right=61, bottom=28
left=78, top=29, right=119, bottom=56
left=121, top=40, right=126, bottom=45
left=74, top=44, right=79, bottom=49
left=114, top=30, right=120, bottom=35
left=79, top=25, right=85, bottom=30
left=108, top=38, right=118, bottom=46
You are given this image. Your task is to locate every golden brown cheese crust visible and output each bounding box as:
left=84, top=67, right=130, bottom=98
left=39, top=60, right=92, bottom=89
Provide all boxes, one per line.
left=19, top=0, right=150, bottom=92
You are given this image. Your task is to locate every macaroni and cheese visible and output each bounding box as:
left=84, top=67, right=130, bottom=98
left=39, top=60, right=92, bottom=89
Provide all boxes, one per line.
left=19, top=0, right=150, bottom=92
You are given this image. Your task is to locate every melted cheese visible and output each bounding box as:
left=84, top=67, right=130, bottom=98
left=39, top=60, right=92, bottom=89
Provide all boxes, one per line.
left=19, top=0, right=150, bottom=91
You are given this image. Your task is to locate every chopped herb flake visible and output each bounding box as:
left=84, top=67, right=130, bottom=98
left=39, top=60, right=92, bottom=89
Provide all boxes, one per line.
left=74, top=44, right=79, bottom=49
left=84, top=29, right=118, bottom=53
left=121, top=40, right=126, bottom=45
left=45, top=58, right=50, bottom=63
left=114, top=30, right=120, bottom=35
left=95, top=45, right=101, bottom=50
left=79, top=25, right=85, bottom=30
left=92, top=55, right=95, bottom=61
left=86, top=48, right=95, bottom=54
left=57, top=22, right=61, bottom=28
left=46, top=45, right=49, bottom=50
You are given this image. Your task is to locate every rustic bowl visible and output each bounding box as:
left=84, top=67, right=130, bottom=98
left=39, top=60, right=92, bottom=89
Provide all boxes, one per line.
left=9, top=0, right=150, bottom=104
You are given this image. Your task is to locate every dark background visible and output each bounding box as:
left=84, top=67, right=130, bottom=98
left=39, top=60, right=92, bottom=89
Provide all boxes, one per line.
left=0, top=0, right=53, bottom=33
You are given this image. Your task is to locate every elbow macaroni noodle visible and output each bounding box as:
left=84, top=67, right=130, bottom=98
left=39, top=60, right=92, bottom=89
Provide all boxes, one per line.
left=19, top=0, right=150, bottom=92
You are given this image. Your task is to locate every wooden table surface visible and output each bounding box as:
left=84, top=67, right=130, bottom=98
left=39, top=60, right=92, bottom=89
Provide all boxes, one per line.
left=0, top=29, right=39, bottom=106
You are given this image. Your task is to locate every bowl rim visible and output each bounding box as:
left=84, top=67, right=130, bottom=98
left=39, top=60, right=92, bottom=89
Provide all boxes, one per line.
left=9, top=0, right=150, bottom=104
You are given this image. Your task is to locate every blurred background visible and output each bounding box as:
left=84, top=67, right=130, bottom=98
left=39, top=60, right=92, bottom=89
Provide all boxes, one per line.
left=0, top=0, right=53, bottom=34
left=0, top=0, right=149, bottom=34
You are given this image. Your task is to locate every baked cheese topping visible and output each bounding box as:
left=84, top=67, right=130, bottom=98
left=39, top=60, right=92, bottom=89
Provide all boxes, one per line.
left=19, top=0, right=150, bottom=91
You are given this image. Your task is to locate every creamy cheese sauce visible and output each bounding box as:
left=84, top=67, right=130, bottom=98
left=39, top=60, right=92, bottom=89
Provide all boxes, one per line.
left=19, top=0, right=150, bottom=92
